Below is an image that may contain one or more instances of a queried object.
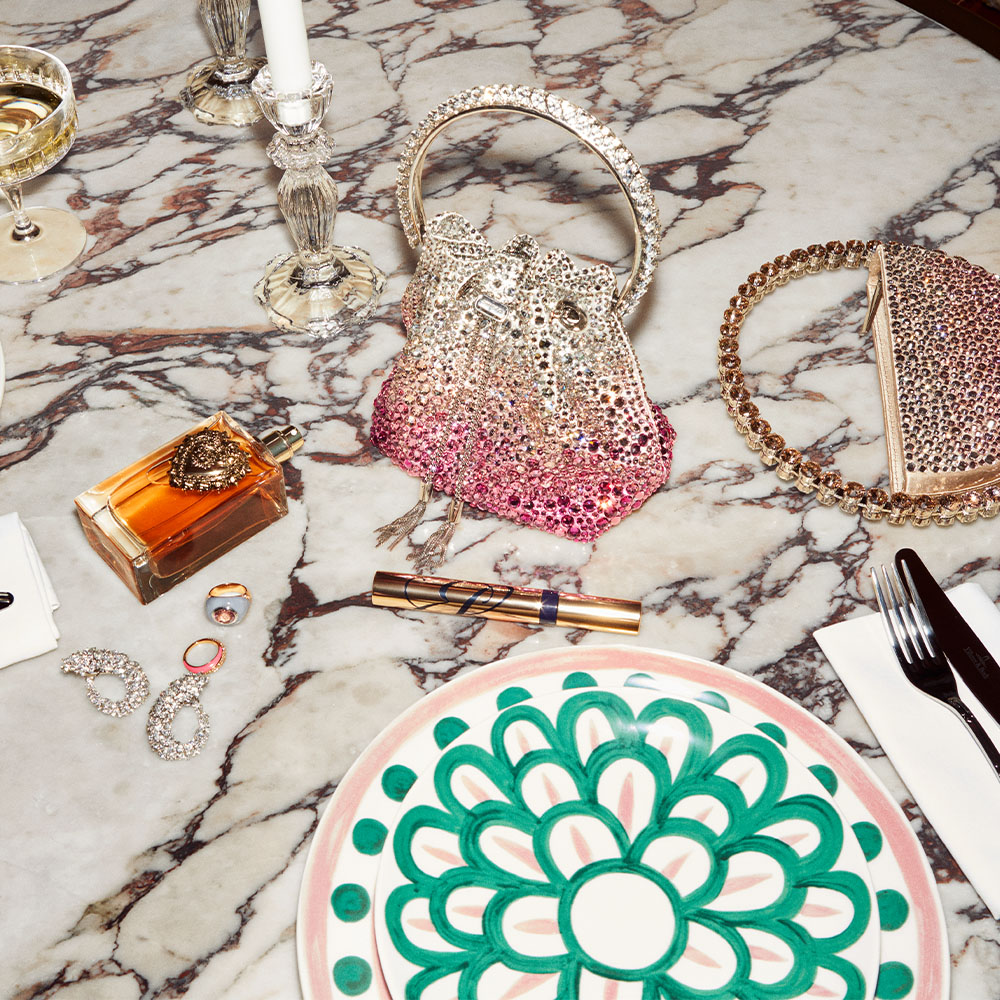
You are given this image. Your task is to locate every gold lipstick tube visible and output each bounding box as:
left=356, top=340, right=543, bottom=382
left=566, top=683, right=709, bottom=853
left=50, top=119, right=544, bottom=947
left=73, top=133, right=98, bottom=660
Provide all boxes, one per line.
left=372, top=571, right=641, bottom=635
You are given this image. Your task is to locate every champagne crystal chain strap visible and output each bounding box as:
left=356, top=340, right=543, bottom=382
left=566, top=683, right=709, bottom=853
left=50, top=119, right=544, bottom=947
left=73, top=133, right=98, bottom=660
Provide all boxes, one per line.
left=717, top=239, right=1000, bottom=527
left=395, top=84, right=661, bottom=319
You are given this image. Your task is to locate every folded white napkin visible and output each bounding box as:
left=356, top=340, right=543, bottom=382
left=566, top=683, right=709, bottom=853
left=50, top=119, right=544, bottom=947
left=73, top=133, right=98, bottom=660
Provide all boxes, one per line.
left=815, top=582, right=1000, bottom=918
left=0, top=512, right=60, bottom=668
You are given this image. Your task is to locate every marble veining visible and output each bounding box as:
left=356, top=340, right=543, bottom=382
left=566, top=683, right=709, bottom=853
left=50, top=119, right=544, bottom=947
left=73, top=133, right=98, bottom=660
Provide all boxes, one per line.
left=3, top=0, right=1000, bottom=997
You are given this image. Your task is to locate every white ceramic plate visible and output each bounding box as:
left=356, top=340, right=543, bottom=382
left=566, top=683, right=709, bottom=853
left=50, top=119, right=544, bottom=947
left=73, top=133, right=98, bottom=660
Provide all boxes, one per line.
left=0, top=337, right=5, bottom=410
left=296, top=647, right=948, bottom=1000
left=373, top=685, right=881, bottom=1000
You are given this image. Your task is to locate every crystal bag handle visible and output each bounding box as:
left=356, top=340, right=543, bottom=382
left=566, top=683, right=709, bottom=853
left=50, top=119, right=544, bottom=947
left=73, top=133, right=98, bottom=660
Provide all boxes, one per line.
left=396, top=84, right=662, bottom=319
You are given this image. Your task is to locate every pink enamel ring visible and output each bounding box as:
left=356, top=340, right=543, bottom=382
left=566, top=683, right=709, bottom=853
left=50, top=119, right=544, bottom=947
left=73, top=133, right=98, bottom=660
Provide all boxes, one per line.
left=183, top=638, right=226, bottom=675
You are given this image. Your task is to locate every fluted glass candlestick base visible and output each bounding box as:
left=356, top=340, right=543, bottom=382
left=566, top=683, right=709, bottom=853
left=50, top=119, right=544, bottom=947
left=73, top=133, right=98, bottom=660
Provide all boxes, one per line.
left=181, top=0, right=264, bottom=126
left=182, top=56, right=266, bottom=126
left=251, top=63, right=386, bottom=338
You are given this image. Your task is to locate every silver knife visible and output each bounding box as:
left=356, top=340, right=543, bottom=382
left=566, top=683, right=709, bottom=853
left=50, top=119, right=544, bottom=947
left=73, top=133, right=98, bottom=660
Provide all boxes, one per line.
left=895, top=548, right=1000, bottom=729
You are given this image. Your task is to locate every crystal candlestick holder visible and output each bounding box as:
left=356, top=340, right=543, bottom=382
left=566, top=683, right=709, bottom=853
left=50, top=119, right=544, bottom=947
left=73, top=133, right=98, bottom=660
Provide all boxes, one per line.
left=251, top=63, right=385, bottom=338
left=181, top=0, right=265, bottom=126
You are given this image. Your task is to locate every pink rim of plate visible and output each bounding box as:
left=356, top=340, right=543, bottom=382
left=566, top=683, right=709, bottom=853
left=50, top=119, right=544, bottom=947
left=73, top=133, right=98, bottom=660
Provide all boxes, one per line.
left=296, top=645, right=948, bottom=1000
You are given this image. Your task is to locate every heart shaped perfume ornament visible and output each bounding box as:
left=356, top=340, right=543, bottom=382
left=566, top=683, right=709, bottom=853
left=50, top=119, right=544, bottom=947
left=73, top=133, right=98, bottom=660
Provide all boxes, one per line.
left=169, top=429, right=251, bottom=491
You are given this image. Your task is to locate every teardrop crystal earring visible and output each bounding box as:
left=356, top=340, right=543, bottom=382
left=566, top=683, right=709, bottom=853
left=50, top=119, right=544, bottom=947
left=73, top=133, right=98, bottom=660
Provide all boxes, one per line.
left=61, top=648, right=150, bottom=717
left=147, top=638, right=226, bottom=761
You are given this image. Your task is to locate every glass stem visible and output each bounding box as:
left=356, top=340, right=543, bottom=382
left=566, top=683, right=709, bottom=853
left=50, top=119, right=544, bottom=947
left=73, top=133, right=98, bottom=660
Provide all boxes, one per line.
left=201, top=0, right=255, bottom=82
left=277, top=158, right=348, bottom=287
left=1, top=185, right=41, bottom=242
left=213, top=55, right=256, bottom=83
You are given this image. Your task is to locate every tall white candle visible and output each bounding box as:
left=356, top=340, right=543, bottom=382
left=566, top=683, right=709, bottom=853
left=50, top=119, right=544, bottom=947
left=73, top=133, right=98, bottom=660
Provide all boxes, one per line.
left=257, top=0, right=312, bottom=94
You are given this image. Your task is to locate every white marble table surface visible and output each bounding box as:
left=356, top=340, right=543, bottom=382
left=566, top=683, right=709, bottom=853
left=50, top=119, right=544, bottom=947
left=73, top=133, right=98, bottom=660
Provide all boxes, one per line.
left=3, top=0, right=1000, bottom=997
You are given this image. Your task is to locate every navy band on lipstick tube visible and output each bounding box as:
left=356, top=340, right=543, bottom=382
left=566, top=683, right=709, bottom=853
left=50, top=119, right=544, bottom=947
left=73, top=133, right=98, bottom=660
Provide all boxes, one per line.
left=538, top=590, right=559, bottom=625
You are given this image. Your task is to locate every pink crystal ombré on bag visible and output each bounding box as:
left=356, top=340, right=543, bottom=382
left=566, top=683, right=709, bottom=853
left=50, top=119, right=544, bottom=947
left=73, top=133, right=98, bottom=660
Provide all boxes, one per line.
left=371, top=85, right=675, bottom=569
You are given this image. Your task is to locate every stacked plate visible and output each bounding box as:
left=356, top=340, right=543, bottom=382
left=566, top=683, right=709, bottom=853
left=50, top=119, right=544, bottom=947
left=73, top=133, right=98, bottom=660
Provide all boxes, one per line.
left=297, top=647, right=948, bottom=1000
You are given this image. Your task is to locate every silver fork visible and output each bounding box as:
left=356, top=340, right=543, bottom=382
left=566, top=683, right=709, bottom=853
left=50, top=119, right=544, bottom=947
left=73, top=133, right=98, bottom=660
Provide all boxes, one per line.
left=871, top=562, right=1000, bottom=780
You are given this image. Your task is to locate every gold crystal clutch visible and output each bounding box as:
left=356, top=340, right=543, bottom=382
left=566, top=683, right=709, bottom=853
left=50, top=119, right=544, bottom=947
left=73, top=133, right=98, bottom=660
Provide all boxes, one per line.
left=866, top=241, right=1000, bottom=497
left=717, top=240, right=1000, bottom=526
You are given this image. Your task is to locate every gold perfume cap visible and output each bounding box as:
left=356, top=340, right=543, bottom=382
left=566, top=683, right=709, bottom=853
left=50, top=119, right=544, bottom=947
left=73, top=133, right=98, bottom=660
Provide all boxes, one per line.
left=259, top=425, right=304, bottom=463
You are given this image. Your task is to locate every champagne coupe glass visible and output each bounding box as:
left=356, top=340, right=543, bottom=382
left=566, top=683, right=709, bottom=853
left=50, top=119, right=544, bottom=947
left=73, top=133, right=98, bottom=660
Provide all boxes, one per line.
left=0, top=45, right=87, bottom=283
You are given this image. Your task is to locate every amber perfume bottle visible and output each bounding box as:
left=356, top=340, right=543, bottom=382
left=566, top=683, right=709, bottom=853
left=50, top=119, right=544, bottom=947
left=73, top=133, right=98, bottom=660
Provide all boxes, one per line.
left=75, top=412, right=304, bottom=603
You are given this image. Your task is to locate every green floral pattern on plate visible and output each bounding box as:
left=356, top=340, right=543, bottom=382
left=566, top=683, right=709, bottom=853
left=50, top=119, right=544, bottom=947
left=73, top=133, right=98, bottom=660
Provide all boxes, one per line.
left=376, top=688, right=877, bottom=1000
left=303, top=652, right=937, bottom=1000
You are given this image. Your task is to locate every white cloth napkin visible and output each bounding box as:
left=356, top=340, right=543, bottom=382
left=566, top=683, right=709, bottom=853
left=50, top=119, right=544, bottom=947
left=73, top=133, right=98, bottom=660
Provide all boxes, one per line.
left=0, top=512, right=60, bottom=668
left=815, top=582, right=1000, bottom=918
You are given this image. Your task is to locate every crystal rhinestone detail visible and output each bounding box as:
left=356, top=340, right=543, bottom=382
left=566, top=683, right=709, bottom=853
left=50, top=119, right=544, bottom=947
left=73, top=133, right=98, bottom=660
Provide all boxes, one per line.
left=61, top=648, right=150, bottom=718
left=396, top=83, right=661, bottom=320
left=371, top=213, right=674, bottom=544
left=146, top=674, right=211, bottom=761
left=715, top=239, right=1000, bottom=526
left=872, top=241, right=1000, bottom=494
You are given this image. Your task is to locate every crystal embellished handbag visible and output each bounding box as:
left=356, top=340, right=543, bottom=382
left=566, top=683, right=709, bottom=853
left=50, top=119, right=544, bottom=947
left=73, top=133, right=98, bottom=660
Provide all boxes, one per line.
left=718, top=239, right=1000, bottom=525
left=371, top=85, right=674, bottom=568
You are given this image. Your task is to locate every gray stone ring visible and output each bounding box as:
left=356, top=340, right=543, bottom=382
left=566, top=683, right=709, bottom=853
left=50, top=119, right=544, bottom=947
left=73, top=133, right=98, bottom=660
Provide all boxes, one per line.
left=205, top=583, right=252, bottom=626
